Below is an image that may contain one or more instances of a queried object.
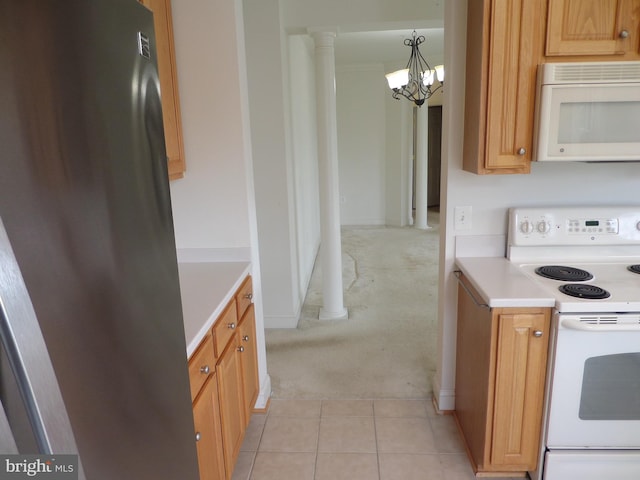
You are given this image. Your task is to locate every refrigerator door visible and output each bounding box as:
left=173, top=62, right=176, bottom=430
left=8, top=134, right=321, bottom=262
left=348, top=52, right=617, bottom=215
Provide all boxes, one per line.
left=0, top=1, right=199, bottom=478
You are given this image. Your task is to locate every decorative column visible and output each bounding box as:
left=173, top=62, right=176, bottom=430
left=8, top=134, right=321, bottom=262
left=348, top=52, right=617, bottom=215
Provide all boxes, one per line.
left=414, top=103, right=430, bottom=229
left=309, top=28, right=348, bottom=321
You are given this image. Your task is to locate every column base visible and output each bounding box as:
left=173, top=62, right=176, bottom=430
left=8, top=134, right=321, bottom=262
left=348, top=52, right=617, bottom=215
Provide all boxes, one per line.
left=319, top=307, right=348, bottom=321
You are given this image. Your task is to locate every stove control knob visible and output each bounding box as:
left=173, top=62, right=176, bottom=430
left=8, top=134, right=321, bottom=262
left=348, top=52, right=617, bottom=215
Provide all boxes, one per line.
left=520, top=220, right=534, bottom=234
left=537, top=221, right=550, bottom=234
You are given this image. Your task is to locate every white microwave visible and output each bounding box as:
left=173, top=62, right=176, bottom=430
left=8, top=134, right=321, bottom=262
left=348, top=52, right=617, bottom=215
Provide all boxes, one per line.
left=534, top=61, right=640, bottom=162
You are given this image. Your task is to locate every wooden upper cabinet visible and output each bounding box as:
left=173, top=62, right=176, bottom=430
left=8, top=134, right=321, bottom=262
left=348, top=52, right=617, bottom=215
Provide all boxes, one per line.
left=546, top=0, right=640, bottom=59
left=463, top=0, right=546, bottom=175
left=139, top=0, right=186, bottom=180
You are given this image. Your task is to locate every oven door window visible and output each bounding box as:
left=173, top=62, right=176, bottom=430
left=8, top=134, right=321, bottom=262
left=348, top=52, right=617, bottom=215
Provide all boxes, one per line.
left=579, top=353, right=640, bottom=421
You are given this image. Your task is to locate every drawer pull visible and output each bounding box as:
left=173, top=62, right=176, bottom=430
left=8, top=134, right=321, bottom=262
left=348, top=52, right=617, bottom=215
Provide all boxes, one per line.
left=195, top=432, right=201, bottom=442
left=244, top=293, right=253, bottom=301
left=237, top=346, right=245, bottom=353
left=200, top=365, right=210, bottom=374
left=227, top=322, right=236, bottom=330
left=533, top=330, right=543, bottom=338
left=242, top=335, right=249, bottom=342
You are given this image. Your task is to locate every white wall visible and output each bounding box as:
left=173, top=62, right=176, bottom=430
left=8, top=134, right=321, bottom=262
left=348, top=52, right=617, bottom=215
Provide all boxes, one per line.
left=434, top=0, right=640, bottom=411
left=244, top=0, right=304, bottom=329
left=289, top=35, right=322, bottom=298
left=336, top=65, right=387, bottom=225
left=169, top=0, right=270, bottom=407
left=169, top=0, right=250, bottom=252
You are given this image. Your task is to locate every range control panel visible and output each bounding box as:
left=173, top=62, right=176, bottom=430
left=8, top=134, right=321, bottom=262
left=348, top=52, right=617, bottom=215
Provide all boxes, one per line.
left=508, top=207, right=640, bottom=247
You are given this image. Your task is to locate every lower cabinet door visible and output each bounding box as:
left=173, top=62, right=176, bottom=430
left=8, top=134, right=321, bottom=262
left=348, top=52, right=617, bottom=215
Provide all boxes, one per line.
left=192, top=374, right=225, bottom=480
left=217, top=338, right=245, bottom=479
left=239, top=305, right=259, bottom=427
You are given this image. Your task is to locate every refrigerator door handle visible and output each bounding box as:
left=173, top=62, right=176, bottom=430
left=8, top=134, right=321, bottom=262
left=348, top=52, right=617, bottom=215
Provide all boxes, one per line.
left=0, top=397, right=18, bottom=453
left=0, top=217, right=83, bottom=472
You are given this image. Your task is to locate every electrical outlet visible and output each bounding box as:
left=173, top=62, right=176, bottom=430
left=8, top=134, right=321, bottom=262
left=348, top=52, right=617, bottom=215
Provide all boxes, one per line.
left=454, top=206, right=472, bottom=230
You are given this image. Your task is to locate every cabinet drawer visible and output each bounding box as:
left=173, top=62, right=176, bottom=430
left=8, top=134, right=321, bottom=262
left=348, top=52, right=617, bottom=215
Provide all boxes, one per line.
left=188, top=334, right=215, bottom=401
left=235, top=276, right=253, bottom=320
left=212, top=301, right=238, bottom=358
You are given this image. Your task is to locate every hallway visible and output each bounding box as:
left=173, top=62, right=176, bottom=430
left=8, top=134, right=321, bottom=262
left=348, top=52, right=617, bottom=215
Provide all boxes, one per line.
left=265, top=210, right=440, bottom=399
left=231, top=214, right=526, bottom=479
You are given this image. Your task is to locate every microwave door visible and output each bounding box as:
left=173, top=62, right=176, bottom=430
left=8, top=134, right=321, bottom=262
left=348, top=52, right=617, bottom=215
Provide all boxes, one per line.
left=535, top=83, right=640, bottom=162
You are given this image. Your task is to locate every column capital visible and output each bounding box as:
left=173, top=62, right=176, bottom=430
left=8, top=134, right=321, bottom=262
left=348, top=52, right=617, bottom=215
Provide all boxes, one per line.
left=307, top=27, right=339, bottom=46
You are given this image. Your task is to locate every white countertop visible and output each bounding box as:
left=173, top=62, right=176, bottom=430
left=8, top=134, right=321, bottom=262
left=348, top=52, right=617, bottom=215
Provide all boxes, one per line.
left=178, top=262, right=251, bottom=357
left=455, top=257, right=555, bottom=308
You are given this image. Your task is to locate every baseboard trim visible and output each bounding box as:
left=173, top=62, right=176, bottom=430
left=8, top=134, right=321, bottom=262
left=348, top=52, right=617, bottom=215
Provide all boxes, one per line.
left=432, top=375, right=455, bottom=412
left=254, top=374, right=271, bottom=410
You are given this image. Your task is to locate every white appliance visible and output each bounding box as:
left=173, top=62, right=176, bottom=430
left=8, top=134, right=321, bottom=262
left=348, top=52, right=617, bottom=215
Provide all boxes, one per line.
left=534, top=61, right=640, bottom=162
left=507, top=206, right=640, bottom=480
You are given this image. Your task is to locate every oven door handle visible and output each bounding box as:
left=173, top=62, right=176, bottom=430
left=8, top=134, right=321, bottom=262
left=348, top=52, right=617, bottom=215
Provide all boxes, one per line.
left=562, top=318, right=640, bottom=332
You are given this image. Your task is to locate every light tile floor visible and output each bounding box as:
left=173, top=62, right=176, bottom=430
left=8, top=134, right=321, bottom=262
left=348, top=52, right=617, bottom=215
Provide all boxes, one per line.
left=231, top=399, right=529, bottom=480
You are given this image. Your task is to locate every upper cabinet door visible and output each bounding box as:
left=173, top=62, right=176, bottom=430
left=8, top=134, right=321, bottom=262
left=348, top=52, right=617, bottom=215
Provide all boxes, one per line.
left=463, top=0, right=546, bottom=175
left=546, top=0, right=640, bottom=58
left=139, top=0, right=186, bottom=180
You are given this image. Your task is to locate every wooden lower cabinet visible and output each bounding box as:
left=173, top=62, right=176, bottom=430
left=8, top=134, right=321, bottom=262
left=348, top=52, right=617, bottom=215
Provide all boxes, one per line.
left=192, top=374, right=226, bottom=480
left=216, top=334, right=246, bottom=479
left=238, top=305, right=259, bottom=428
left=455, top=274, right=551, bottom=475
left=187, top=275, right=258, bottom=480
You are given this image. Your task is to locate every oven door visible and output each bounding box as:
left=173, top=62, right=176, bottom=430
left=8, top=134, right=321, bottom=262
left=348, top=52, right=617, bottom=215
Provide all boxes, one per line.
left=546, top=313, right=640, bottom=448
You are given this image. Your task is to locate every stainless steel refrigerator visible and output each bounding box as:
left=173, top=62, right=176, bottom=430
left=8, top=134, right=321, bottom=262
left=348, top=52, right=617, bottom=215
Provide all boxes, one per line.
left=0, top=0, right=200, bottom=478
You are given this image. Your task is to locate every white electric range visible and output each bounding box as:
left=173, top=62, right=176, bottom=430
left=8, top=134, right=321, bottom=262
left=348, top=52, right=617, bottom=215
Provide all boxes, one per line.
left=507, top=206, right=640, bottom=480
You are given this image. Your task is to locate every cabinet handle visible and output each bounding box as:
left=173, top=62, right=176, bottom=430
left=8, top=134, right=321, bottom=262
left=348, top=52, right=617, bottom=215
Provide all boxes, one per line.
left=517, top=147, right=526, bottom=156
left=244, top=292, right=253, bottom=301
left=533, top=330, right=543, bottom=338
left=227, top=322, right=236, bottom=330
left=620, top=29, right=629, bottom=39
left=195, top=432, right=201, bottom=442
left=200, top=365, right=210, bottom=374
left=242, top=335, right=249, bottom=342
left=237, top=346, right=245, bottom=353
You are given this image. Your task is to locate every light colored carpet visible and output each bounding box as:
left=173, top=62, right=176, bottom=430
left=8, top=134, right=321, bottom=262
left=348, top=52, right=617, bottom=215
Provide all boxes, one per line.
left=265, top=213, right=439, bottom=399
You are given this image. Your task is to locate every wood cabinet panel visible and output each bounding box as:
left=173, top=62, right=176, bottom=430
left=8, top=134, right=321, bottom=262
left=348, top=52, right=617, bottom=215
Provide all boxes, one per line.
left=235, top=276, right=253, bottom=320
left=216, top=336, right=245, bottom=480
left=188, top=334, right=215, bottom=401
left=192, top=375, right=226, bottom=480
left=546, top=0, right=640, bottom=59
left=139, top=0, right=186, bottom=179
left=454, top=276, right=495, bottom=469
left=490, top=310, right=550, bottom=468
left=463, top=0, right=546, bottom=175
left=212, top=302, right=238, bottom=358
left=239, top=305, right=259, bottom=427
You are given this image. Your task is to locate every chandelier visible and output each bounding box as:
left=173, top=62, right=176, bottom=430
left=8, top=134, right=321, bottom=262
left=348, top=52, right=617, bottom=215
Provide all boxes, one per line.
left=385, top=31, right=444, bottom=107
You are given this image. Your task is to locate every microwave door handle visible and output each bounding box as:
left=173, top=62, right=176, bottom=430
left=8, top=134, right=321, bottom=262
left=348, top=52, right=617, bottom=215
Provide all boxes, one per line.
left=0, top=217, right=84, bottom=475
